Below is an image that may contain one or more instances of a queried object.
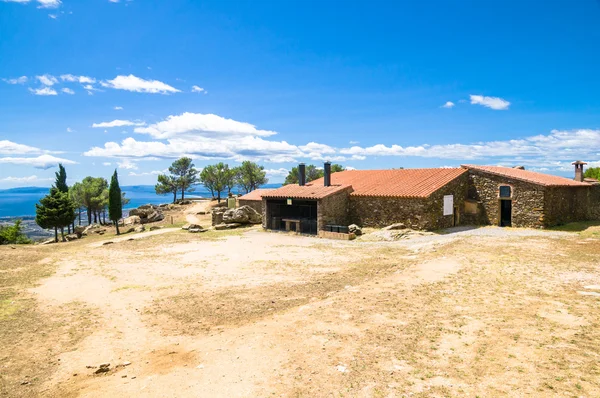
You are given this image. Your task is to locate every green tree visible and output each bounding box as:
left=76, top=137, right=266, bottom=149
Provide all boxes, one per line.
left=55, top=163, right=69, bottom=193
left=584, top=167, right=600, bottom=180
left=283, top=164, right=345, bottom=185
left=0, top=220, right=30, bottom=245
left=236, top=161, right=268, bottom=193
left=69, top=182, right=85, bottom=226
left=35, top=187, right=76, bottom=242
left=199, top=163, right=230, bottom=202
left=155, top=174, right=179, bottom=203
left=109, top=170, right=123, bottom=235
left=80, top=177, right=108, bottom=225
left=169, top=157, right=199, bottom=200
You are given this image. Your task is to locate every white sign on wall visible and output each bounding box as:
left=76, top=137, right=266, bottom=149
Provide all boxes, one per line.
left=443, top=195, right=454, bottom=216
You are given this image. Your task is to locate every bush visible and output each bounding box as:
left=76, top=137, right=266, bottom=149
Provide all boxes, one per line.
left=0, top=220, right=31, bottom=245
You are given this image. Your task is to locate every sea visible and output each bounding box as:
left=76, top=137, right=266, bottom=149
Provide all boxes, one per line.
left=0, top=184, right=281, bottom=240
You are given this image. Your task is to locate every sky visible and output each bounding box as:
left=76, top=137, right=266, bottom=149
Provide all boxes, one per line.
left=1, top=0, right=600, bottom=188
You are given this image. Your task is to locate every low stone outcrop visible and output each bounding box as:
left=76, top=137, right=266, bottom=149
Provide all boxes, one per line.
left=129, top=205, right=164, bottom=224
left=123, top=216, right=141, bottom=226
left=212, top=207, right=226, bottom=226
left=222, top=206, right=262, bottom=225
left=134, top=225, right=146, bottom=233
left=65, top=234, right=79, bottom=242
left=214, top=223, right=242, bottom=230
left=348, top=224, right=362, bottom=236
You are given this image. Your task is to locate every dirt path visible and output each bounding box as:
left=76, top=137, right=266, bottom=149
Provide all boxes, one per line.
left=184, top=201, right=212, bottom=225
left=87, top=227, right=179, bottom=248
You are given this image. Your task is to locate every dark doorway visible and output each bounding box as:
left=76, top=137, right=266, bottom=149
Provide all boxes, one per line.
left=500, top=200, right=512, bottom=227
left=267, top=199, right=318, bottom=235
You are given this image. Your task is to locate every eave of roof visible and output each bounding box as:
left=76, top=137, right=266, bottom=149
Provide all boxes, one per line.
left=462, top=165, right=590, bottom=187
left=261, top=184, right=353, bottom=200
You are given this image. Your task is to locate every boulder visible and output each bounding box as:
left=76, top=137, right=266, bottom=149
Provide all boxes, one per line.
left=215, top=223, right=242, bottom=230
left=128, top=207, right=164, bottom=224
left=123, top=216, right=141, bottom=226
left=182, top=224, right=202, bottom=231
left=189, top=228, right=207, bottom=233
left=124, top=227, right=135, bottom=234
left=134, top=225, right=146, bottom=233
left=222, top=206, right=262, bottom=225
left=65, top=234, right=79, bottom=242
left=149, top=226, right=162, bottom=231
left=74, top=225, right=86, bottom=237
left=348, top=224, right=362, bottom=236
left=176, top=199, right=192, bottom=205
left=382, top=223, right=406, bottom=231
left=40, top=238, right=56, bottom=245
left=138, top=204, right=157, bottom=210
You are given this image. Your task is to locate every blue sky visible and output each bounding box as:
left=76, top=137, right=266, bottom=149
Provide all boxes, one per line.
left=1, top=0, right=600, bottom=187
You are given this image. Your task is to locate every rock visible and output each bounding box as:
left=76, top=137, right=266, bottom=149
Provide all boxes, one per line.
left=181, top=224, right=191, bottom=230
left=189, top=228, right=207, bottom=233
left=74, top=225, right=86, bottom=237
left=123, top=361, right=131, bottom=366
left=176, top=199, right=192, bottom=205
left=128, top=207, right=164, bottom=224
left=124, top=227, right=135, bottom=234
left=212, top=208, right=226, bottom=226
left=21, top=380, right=30, bottom=385
left=149, top=226, right=162, bottom=231
left=382, top=223, right=406, bottom=230
left=134, top=226, right=146, bottom=233
left=103, top=241, right=114, bottom=246
left=196, top=211, right=207, bottom=215
left=215, top=223, right=242, bottom=230
left=123, top=216, right=141, bottom=226
left=65, top=234, right=79, bottom=242
left=138, top=204, right=156, bottom=210
left=41, top=238, right=55, bottom=245
left=348, top=224, right=362, bottom=236
left=222, top=206, right=262, bottom=225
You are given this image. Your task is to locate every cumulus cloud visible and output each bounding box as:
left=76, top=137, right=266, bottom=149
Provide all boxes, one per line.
left=0, top=154, right=76, bottom=169
left=92, top=120, right=146, bottom=128
left=61, top=87, right=75, bottom=95
left=191, top=85, right=205, bottom=93
left=114, top=106, right=123, bottom=110
left=469, top=95, right=510, bottom=110
left=29, top=87, right=57, bottom=96
left=60, top=74, right=96, bottom=84
left=442, top=101, right=455, bottom=109
left=0, top=140, right=47, bottom=155
left=128, top=170, right=167, bottom=177
left=102, top=162, right=112, bottom=166
left=36, top=74, right=58, bottom=86
left=264, top=168, right=289, bottom=178
left=3, top=76, right=28, bottom=84
left=1, top=0, right=61, bottom=8
left=117, top=159, right=138, bottom=170
left=1, top=175, right=53, bottom=184
left=100, top=74, right=180, bottom=94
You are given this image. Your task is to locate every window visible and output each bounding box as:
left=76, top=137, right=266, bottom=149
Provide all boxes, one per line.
left=499, top=185, right=511, bottom=198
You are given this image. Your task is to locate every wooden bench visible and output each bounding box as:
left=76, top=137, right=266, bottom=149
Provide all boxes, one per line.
left=282, top=218, right=301, bottom=233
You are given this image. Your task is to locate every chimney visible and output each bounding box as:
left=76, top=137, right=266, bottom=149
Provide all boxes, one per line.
left=572, top=160, right=587, bottom=182
left=298, top=163, right=306, bottom=186
left=324, top=162, right=331, bottom=187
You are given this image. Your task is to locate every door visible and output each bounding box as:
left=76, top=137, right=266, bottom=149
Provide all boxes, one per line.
left=500, top=200, right=512, bottom=227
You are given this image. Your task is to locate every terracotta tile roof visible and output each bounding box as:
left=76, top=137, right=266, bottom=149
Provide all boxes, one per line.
left=261, top=183, right=353, bottom=200
left=238, top=188, right=274, bottom=201
left=307, top=168, right=468, bottom=198
left=463, top=165, right=590, bottom=187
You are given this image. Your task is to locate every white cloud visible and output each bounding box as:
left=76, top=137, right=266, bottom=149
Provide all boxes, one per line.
left=349, top=141, right=359, bottom=145
left=100, top=74, right=180, bottom=94
left=442, top=101, right=455, bottom=109
left=134, top=112, right=277, bottom=139
left=36, top=0, right=61, bottom=8
left=128, top=170, right=166, bottom=177
left=29, top=87, right=58, bottom=96
left=0, top=140, right=46, bottom=155
left=117, top=159, right=138, bottom=170
left=60, top=74, right=96, bottom=84
left=1, top=0, right=31, bottom=3
left=3, top=76, right=28, bottom=84
left=114, top=106, right=124, bottom=110
left=191, top=85, right=205, bottom=93
left=102, top=162, right=112, bottom=166
left=1, top=175, right=53, bottom=184
left=66, top=127, right=73, bottom=133
left=264, top=168, right=289, bottom=178
left=469, top=95, right=510, bottom=110
left=61, top=87, right=75, bottom=95
left=48, top=13, right=57, bottom=19
left=36, top=74, right=58, bottom=86
left=0, top=154, right=76, bottom=169
left=92, top=120, right=146, bottom=128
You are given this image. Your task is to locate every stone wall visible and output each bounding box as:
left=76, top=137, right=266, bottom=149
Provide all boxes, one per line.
left=317, top=189, right=351, bottom=231
left=239, top=199, right=262, bottom=215
left=544, top=187, right=591, bottom=226
left=467, top=171, right=545, bottom=228
left=349, top=173, right=469, bottom=230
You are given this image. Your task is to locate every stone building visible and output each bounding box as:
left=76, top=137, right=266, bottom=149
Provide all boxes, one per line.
left=259, top=161, right=600, bottom=234
left=238, top=189, right=273, bottom=214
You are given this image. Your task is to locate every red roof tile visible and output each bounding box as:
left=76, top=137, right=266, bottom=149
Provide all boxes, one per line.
left=261, top=183, right=353, bottom=200
left=307, top=168, right=468, bottom=198
left=238, top=188, right=274, bottom=201
left=463, top=165, right=590, bottom=187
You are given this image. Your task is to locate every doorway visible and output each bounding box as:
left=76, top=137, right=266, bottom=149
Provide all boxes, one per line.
left=453, top=206, right=459, bottom=226
left=500, top=200, right=512, bottom=227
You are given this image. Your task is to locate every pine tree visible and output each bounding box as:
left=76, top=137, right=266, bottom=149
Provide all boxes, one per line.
left=35, top=188, right=76, bottom=242
left=108, top=170, right=123, bottom=235
left=55, top=163, right=69, bottom=193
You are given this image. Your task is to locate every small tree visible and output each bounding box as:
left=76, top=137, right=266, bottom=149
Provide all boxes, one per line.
left=169, top=157, right=199, bottom=200
left=236, top=161, right=268, bottom=193
left=200, top=163, right=228, bottom=202
left=155, top=174, right=179, bottom=203
left=0, top=220, right=30, bottom=245
left=584, top=167, right=600, bottom=180
left=35, top=188, right=76, bottom=242
left=55, top=163, right=69, bottom=193
left=108, top=170, right=123, bottom=235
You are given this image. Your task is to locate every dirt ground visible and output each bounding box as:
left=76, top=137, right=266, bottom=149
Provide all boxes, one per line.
left=1, top=218, right=600, bottom=397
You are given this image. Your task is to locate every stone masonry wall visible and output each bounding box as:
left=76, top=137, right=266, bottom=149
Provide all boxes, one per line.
left=349, top=173, right=469, bottom=230
left=544, top=187, right=590, bottom=226
left=317, top=189, right=351, bottom=231
left=467, top=171, right=545, bottom=228
left=239, top=199, right=262, bottom=215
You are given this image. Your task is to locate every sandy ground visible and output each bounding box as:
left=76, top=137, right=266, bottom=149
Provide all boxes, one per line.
left=2, top=223, right=600, bottom=397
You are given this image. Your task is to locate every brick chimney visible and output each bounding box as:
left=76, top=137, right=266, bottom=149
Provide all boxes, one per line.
left=572, top=160, right=587, bottom=182
left=324, top=162, right=331, bottom=187
left=298, top=163, right=306, bottom=186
